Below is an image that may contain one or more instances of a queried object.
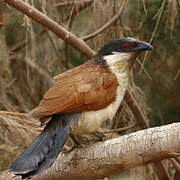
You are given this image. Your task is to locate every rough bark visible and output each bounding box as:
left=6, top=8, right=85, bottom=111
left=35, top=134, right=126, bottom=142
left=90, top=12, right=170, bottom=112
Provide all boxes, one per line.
left=0, top=123, right=179, bottom=180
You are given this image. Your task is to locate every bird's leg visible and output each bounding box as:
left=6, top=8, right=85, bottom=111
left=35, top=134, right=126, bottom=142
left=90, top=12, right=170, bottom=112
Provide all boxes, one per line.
left=93, top=131, right=106, bottom=142
left=65, top=134, right=84, bottom=153
left=70, top=134, right=82, bottom=148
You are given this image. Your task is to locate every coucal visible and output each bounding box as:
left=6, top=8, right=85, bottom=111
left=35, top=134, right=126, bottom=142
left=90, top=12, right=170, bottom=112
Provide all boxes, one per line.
left=10, top=37, right=152, bottom=179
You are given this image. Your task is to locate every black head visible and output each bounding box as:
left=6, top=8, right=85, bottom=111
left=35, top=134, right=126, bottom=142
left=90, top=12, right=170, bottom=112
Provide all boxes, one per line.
left=97, top=37, right=153, bottom=56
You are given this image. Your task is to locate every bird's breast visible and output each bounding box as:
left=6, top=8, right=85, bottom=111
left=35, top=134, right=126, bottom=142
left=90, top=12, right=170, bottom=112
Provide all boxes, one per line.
left=72, top=71, right=128, bottom=135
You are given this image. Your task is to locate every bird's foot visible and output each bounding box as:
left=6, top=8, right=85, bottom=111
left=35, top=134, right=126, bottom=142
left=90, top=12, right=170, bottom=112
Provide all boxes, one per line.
left=64, top=134, right=85, bottom=153
left=93, top=131, right=106, bottom=142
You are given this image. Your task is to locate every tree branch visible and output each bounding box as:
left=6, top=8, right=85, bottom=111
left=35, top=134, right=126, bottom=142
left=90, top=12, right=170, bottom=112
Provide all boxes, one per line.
left=81, top=0, right=127, bottom=41
left=32, top=123, right=180, bottom=180
left=0, top=123, right=179, bottom=180
left=5, top=0, right=95, bottom=58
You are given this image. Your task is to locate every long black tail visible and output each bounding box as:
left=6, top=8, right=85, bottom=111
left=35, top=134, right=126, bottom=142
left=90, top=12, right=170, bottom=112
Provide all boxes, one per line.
left=10, top=114, right=76, bottom=179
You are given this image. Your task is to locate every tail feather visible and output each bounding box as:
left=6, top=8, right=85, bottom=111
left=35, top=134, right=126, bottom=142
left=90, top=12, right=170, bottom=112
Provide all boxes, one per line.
left=10, top=114, right=74, bottom=179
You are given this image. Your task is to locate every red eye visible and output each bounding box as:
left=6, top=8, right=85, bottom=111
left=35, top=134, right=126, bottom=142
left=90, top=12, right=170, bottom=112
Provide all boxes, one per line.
left=122, top=43, right=129, bottom=50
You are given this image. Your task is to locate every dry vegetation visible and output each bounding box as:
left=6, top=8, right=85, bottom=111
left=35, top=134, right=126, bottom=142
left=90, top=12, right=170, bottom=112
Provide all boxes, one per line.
left=0, top=112, right=41, bottom=172
left=0, top=0, right=179, bottom=179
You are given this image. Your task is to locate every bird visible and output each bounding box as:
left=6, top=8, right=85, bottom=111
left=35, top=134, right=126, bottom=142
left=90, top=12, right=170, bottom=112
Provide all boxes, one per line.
left=10, top=37, right=153, bottom=179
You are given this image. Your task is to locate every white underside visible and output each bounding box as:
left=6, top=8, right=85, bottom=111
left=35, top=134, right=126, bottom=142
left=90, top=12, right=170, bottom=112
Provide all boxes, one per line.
left=72, top=53, right=131, bottom=135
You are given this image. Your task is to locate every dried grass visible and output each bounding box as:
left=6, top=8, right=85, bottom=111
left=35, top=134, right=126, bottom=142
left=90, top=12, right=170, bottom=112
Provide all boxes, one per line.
left=166, top=0, right=178, bottom=32
left=0, top=113, right=41, bottom=171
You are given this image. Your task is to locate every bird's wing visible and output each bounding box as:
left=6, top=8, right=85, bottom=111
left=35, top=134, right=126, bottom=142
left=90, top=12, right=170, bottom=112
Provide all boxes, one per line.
left=31, top=60, right=118, bottom=119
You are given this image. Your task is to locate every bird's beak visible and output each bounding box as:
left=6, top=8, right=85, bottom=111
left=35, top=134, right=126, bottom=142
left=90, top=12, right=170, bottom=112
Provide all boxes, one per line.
left=135, top=41, right=153, bottom=52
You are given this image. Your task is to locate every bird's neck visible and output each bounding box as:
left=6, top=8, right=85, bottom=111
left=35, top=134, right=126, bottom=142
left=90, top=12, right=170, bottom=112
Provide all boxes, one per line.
left=104, top=52, right=131, bottom=74
left=103, top=53, right=131, bottom=91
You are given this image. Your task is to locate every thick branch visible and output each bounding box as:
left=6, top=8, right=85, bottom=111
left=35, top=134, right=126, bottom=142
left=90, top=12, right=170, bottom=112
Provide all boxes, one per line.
left=1, top=123, right=179, bottom=180
left=34, top=123, right=180, bottom=180
left=5, top=0, right=95, bottom=58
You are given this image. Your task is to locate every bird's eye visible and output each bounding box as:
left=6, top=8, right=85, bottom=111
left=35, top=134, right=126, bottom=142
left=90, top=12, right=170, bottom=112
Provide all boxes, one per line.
left=122, top=43, right=129, bottom=50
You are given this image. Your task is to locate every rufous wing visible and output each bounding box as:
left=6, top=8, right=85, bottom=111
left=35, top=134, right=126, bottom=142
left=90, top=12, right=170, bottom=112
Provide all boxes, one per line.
left=31, top=60, right=118, bottom=121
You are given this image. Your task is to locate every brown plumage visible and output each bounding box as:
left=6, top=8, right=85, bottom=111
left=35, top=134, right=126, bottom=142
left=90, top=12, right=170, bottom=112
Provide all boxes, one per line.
left=31, top=60, right=118, bottom=122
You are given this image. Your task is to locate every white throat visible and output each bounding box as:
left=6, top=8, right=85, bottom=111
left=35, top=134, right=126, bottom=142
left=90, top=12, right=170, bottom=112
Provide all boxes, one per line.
left=103, top=52, right=130, bottom=116
left=104, top=52, right=131, bottom=71
left=103, top=52, right=132, bottom=78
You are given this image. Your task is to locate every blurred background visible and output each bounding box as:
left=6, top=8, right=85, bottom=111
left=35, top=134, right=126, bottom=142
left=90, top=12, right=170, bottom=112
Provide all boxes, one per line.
left=0, top=0, right=179, bottom=179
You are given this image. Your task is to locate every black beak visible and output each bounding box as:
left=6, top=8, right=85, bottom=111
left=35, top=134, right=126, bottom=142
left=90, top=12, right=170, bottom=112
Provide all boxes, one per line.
left=135, top=41, right=153, bottom=52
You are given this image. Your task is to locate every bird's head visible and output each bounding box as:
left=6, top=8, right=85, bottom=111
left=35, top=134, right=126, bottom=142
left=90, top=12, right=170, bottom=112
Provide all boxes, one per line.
left=96, top=37, right=153, bottom=68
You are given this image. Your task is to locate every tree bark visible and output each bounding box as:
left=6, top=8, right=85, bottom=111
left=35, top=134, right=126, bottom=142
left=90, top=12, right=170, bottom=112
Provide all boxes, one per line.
left=0, top=123, right=179, bottom=180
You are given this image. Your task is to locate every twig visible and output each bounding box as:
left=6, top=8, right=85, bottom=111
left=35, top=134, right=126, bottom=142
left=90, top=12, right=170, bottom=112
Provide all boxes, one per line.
left=169, top=153, right=180, bottom=163
left=177, top=0, right=180, bottom=7
left=136, top=58, right=152, bottom=80
left=67, top=0, right=77, bottom=28
left=142, top=0, right=147, bottom=16
left=9, top=40, right=26, bottom=53
left=169, top=158, right=180, bottom=172
left=64, top=0, right=93, bottom=22
left=64, top=0, right=78, bottom=68
left=101, top=123, right=136, bottom=134
left=5, top=0, right=95, bottom=58
left=45, top=29, right=61, bottom=58
left=174, top=68, right=180, bottom=80
left=24, top=56, right=53, bottom=85
left=64, top=0, right=93, bottom=67
left=9, top=29, right=45, bottom=53
left=9, top=53, right=53, bottom=85
left=56, top=0, right=93, bottom=7
left=81, top=0, right=128, bottom=41
left=5, top=77, right=17, bottom=89
left=139, top=0, right=166, bottom=73
left=0, top=110, right=28, bottom=117
left=44, top=29, right=65, bottom=71
left=40, top=5, right=65, bottom=71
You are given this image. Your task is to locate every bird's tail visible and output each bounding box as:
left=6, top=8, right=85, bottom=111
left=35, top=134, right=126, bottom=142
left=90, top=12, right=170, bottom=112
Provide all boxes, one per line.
left=10, top=114, right=76, bottom=179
